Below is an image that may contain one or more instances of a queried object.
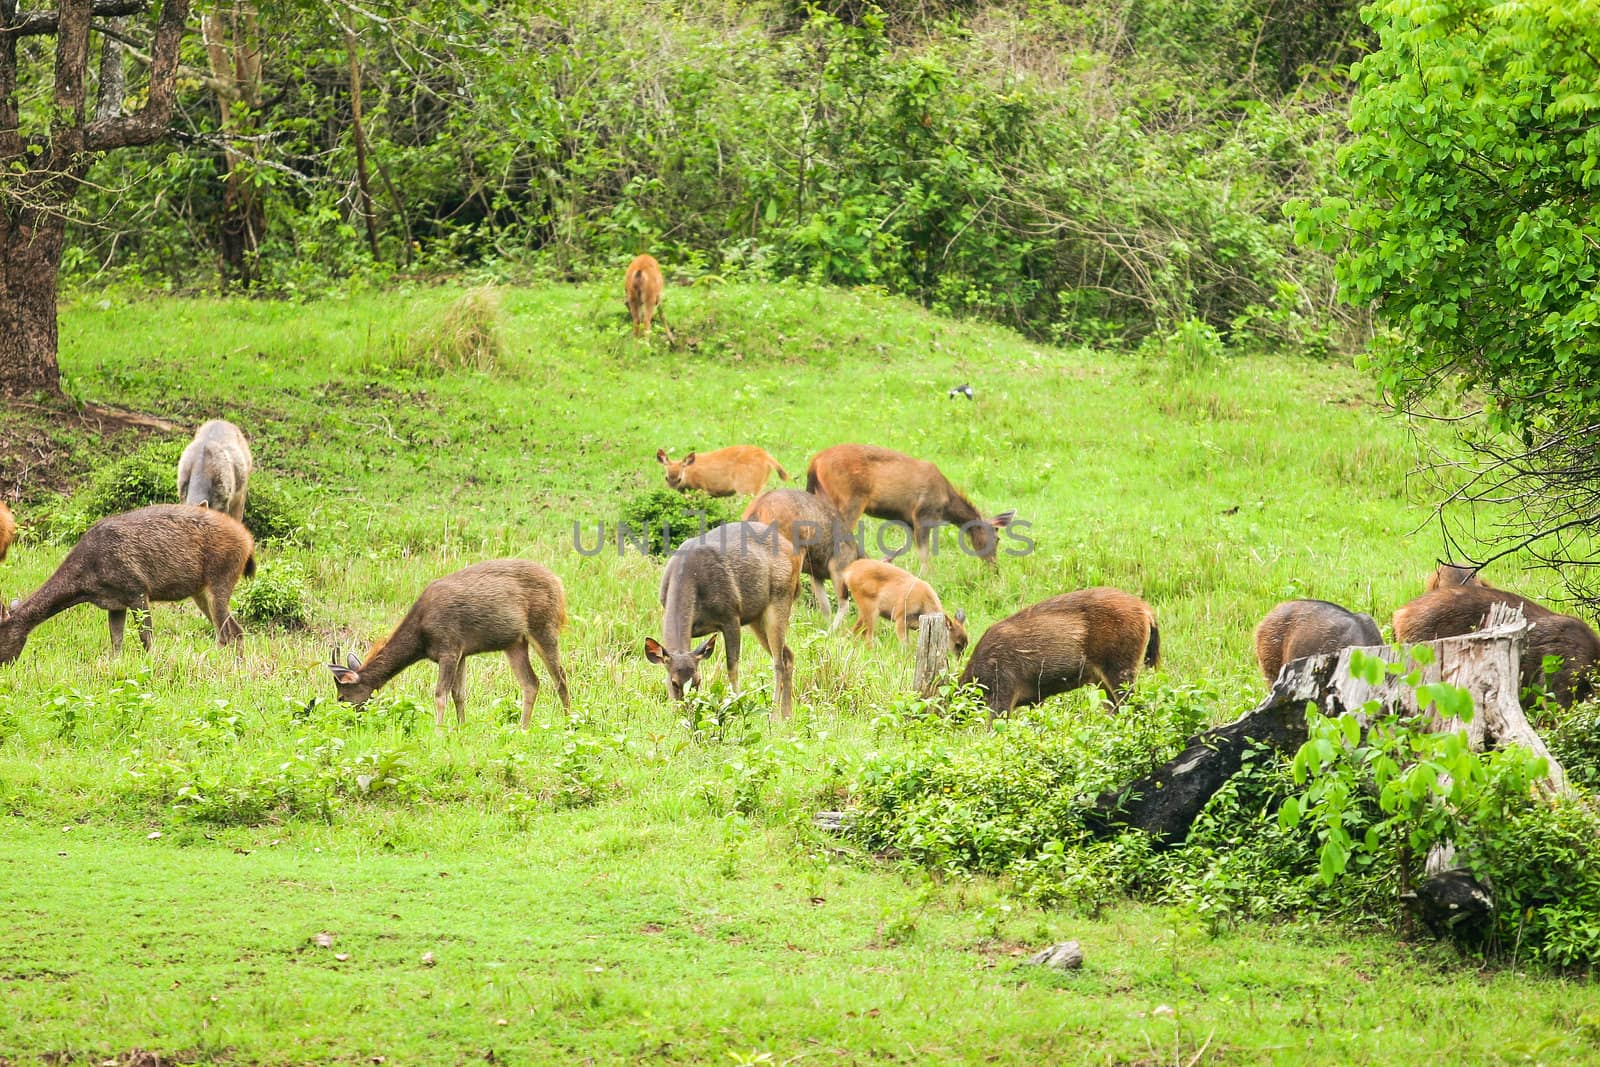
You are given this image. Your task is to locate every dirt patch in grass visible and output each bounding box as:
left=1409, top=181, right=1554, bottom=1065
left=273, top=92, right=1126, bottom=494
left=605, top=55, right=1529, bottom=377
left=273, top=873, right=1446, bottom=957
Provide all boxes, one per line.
left=0, top=400, right=180, bottom=505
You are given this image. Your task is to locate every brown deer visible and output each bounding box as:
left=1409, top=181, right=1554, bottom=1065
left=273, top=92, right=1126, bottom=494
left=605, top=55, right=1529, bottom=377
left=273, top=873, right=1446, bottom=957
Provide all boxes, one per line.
left=959, top=587, right=1159, bottom=718
left=0, top=501, right=14, bottom=562
left=328, top=559, right=571, bottom=729
left=805, top=444, right=1014, bottom=567
left=1393, top=584, right=1598, bottom=705
left=658, top=446, right=789, bottom=497
left=624, top=254, right=669, bottom=339
left=837, top=558, right=967, bottom=652
left=178, top=419, right=253, bottom=522
left=1253, top=599, right=1382, bottom=683
left=0, top=505, right=255, bottom=664
left=1424, top=561, right=1497, bottom=592
left=742, top=488, right=860, bottom=617
left=643, top=521, right=802, bottom=719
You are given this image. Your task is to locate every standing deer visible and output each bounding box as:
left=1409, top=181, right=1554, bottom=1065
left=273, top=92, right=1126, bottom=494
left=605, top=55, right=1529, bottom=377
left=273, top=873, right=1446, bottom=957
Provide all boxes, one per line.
left=327, top=559, right=571, bottom=729
left=0, top=505, right=255, bottom=664
left=178, top=419, right=253, bottom=522
left=806, top=444, right=1014, bottom=567
left=0, top=501, right=14, bottom=562
left=1253, top=599, right=1382, bottom=683
left=837, top=558, right=967, bottom=652
left=1393, top=584, right=1597, bottom=705
left=643, top=521, right=802, bottom=719
left=960, top=587, right=1159, bottom=718
left=742, top=488, right=859, bottom=617
left=658, top=446, right=788, bottom=497
left=624, top=254, right=669, bottom=339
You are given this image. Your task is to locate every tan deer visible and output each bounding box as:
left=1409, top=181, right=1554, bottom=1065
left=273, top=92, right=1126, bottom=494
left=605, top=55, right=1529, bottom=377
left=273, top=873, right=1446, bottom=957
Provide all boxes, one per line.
left=837, top=558, right=967, bottom=652
left=1253, top=599, right=1381, bottom=683
left=329, top=559, right=571, bottom=729
left=0, top=501, right=14, bottom=562
left=742, top=488, right=859, bottom=617
left=1394, top=584, right=1597, bottom=705
left=960, top=587, right=1159, bottom=718
left=643, top=521, right=802, bottom=719
left=658, top=446, right=788, bottom=497
left=806, top=443, right=1014, bottom=567
left=624, top=254, right=669, bottom=339
left=0, top=504, right=255, bottom=664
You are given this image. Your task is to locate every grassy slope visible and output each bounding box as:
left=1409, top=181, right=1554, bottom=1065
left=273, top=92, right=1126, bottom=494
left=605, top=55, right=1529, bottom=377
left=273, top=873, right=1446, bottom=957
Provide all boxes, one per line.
left=1, top=281, right=1595, bottom=1064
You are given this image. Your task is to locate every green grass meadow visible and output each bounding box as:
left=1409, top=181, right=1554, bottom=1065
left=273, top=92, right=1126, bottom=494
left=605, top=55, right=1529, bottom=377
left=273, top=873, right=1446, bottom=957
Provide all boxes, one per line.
left=3, top=282, right=1598, bottom=1063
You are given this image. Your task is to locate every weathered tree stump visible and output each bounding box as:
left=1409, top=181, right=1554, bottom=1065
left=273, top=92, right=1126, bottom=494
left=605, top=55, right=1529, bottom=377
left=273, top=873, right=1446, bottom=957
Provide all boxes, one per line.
left=1090, top=608, right=1566, bottom=846
left=913, top=613, right=952, bottom=698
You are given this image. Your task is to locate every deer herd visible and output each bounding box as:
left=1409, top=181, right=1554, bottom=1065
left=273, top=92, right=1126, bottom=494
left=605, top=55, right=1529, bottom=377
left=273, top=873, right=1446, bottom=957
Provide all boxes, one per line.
left=1, top=264, right=1597, bottom=726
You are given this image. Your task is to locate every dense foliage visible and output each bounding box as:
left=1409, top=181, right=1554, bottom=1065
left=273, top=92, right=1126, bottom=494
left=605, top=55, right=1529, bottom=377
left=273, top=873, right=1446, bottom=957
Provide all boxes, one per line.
left=850, top=662, right=1600, bottom=967
left=1292, top=0, right=1600, bottom=578
left=59, top=0, right=1366, bottom=350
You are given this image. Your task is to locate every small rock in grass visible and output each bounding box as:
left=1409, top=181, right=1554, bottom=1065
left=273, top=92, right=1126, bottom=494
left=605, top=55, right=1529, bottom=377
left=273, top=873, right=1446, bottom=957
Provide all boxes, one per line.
left=1023, top=941, right=1083, bottom=971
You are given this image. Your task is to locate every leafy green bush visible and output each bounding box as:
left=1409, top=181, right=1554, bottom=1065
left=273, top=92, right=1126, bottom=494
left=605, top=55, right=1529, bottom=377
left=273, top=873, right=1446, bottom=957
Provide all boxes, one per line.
left=617, top=488, right=738, bottom=557
left=37, top=437, right=309, bottom=545
left=233, top=560, right=310, bottom=630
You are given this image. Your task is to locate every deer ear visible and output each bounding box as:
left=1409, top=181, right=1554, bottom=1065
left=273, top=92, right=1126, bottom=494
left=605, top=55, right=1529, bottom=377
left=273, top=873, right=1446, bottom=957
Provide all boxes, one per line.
left=330, top=665, right=360, bottom=685
left=656, top=449, right=668, bottom=464
left=346, top=652, right=362, bottom=671
left=693, top=634, right=717, bottom=659
left=992, top=510, right=1016, bottom=527
left=644, top=637, right=667, bottom=664
left=955, top=608, right=966, bottom=624
left=684, top=452, right=696, bottom=465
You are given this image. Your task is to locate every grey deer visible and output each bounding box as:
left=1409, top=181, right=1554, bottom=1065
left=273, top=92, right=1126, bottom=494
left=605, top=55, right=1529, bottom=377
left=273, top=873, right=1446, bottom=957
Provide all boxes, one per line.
left=643, top=521, right=802, bottom=719
left=178, top=419, right=253, bottom=521
left=328, top=559, right=571, bottom=729
left=0, top=505, right=255, bottom=664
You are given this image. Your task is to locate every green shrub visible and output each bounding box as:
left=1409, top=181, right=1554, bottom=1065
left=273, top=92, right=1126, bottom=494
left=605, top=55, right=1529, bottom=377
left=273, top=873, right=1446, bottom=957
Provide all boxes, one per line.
left=617, top=488, right=738, bottom=557
left=233, top=560, right=310, bottom=630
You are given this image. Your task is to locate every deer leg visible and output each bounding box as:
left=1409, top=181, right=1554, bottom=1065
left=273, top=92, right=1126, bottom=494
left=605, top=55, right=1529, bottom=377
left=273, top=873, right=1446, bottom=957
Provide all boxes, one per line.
left=854, top=594, right=877, bottom=641
left=505, top=641, right=541, bottom=731
left=108, top=609, right=127, bottom=654
left=809, top=574, right=832, bottom=617
left=912, top=515, right=934, bottom=571
left=723, top=625, right=742, bottom=694
left=128, top=594, right=154, bottom=652
left=759, top=605, right=795, bottom=720
left=433, top=656, right=460, bottom=728
left=451, top=657, right=469, bottom=726
left=530, top=626, right=572, bottom=712
left=896, top=609, right=917, bottom=645
left=227, top=493, right=246, bottom=523
left=207, top=576, right=245, bottom=646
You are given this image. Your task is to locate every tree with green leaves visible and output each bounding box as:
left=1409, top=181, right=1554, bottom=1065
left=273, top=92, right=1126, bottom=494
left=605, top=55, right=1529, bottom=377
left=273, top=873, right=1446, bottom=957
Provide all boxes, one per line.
left=1293, top=0, right=1600, bottom=584
left=0, top=0, right=191, bottom=399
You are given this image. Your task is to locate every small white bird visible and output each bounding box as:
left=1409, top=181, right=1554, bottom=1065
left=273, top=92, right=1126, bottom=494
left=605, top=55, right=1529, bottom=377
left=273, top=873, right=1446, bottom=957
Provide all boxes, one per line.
left=948, top=383, right=974, bottom=400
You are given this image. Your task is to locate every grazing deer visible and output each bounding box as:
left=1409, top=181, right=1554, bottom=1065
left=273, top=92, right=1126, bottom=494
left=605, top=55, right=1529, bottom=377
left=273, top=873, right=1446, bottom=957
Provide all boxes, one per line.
left=643, top=521, right=802, bottom=719
left=742, top=488, right=860, bottom=617
left=0, top=501, right=14, bottom=562
left=328, top=559, right=570, bottom=729
left=1394, top=584, right=1597, bottom=705
left=624, top=254, right=669, bottom=339
left=178, top=419, right=253, bottom=522
left=1253, top=599, right=1382, bottom=683
left=960, top=587, right=1159, bottom=718
left=837, top=558, right=967, bottom=652
left=658, top=446, right=789, bottom=497
left=805, top=444, right=1014, bottom=567
left=0, top=505, right=255, bottom=664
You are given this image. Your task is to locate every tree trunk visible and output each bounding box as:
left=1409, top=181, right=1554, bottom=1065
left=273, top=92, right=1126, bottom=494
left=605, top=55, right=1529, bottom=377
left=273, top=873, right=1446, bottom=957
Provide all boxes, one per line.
left=913, top=613, right=951, bottom=697
left=0, top=212, right=68, bottom=398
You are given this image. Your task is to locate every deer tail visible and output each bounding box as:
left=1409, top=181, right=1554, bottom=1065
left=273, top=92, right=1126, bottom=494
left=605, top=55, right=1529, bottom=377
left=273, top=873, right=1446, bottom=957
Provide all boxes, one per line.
left=1144, top=621, right=1161, bottom=668
left=772, top=456, right=790, bottom=482
left=243, top=552, right=257, bottom=579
